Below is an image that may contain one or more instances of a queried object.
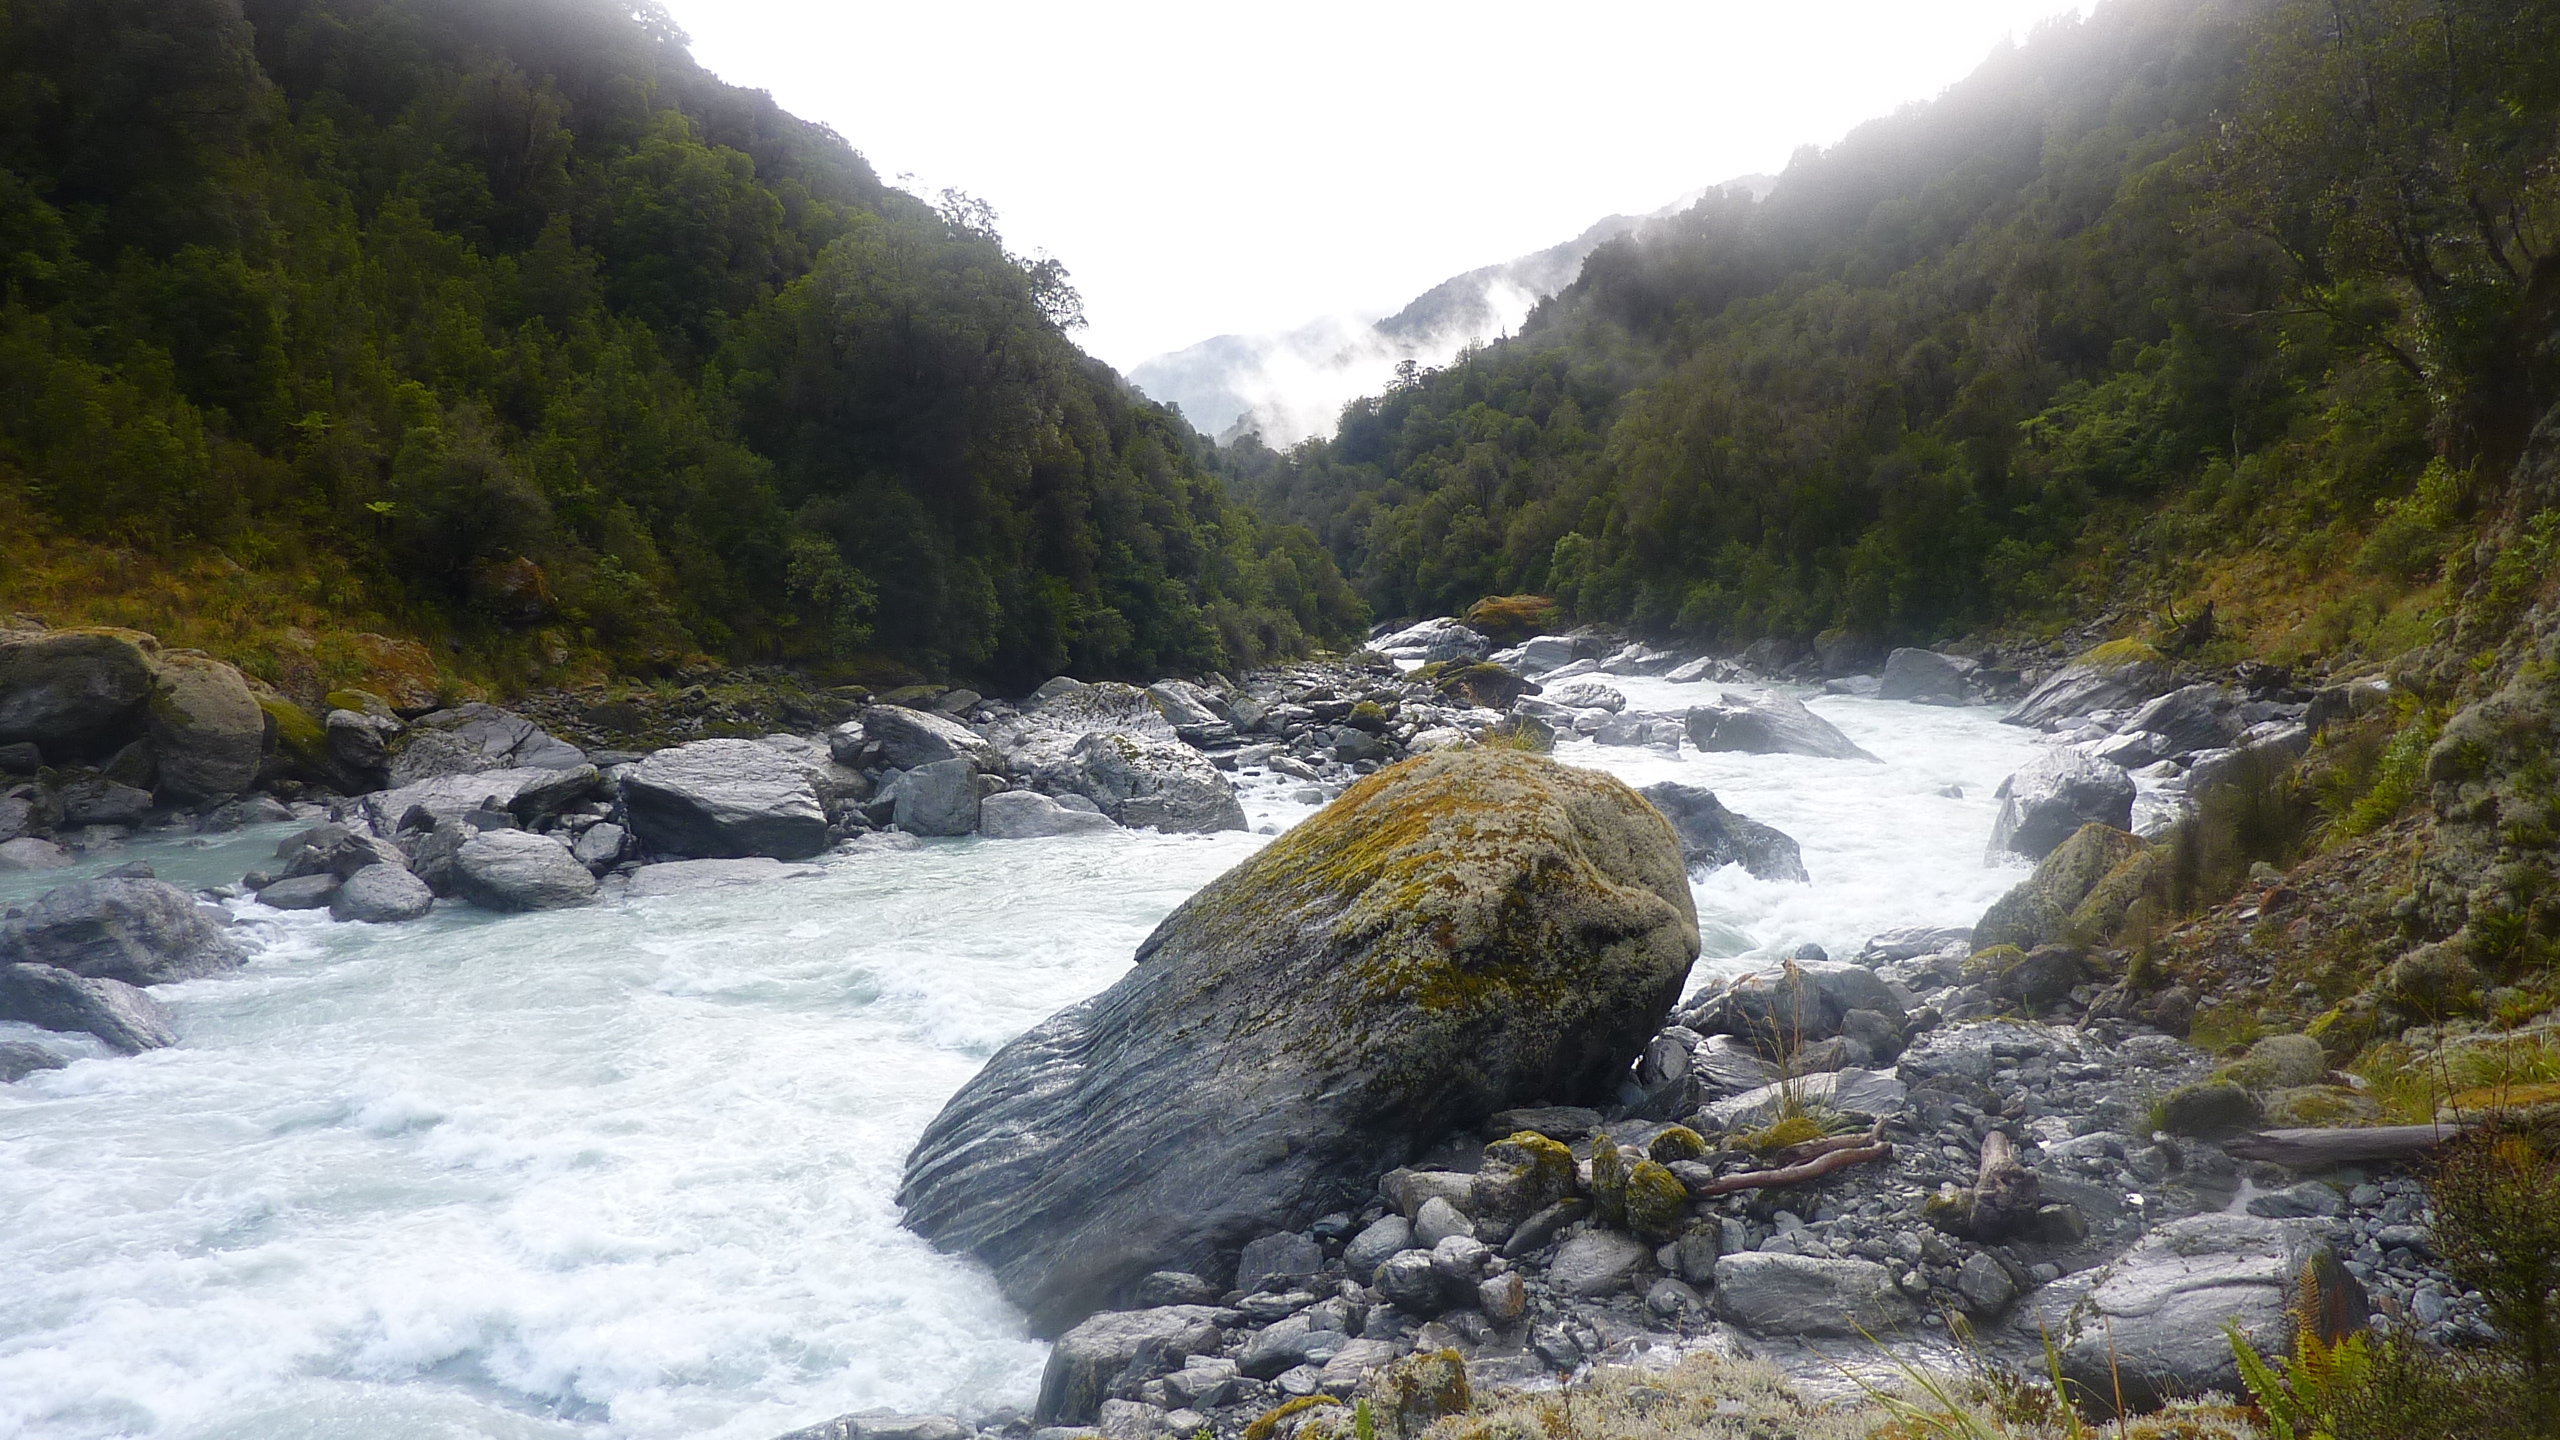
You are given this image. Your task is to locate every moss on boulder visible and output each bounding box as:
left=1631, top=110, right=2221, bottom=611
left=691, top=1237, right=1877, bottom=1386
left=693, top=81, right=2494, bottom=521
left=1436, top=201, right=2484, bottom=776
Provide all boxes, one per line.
left=1975, top=823, right=2149, bottom=951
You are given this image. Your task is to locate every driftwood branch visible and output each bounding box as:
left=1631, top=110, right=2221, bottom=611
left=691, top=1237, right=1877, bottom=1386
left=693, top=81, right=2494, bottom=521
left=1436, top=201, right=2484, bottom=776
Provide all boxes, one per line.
left=1691, top=1139, right=1893, bottom=1196
left=1768, top=1123, right=1887, bottom=1169
left=2223, top=1124, right=2469, bottom=1167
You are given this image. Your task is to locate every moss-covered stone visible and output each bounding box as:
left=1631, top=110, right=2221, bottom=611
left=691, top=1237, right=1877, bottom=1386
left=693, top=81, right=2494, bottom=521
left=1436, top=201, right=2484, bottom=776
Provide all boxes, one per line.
left=1591, top=1134, right=1630, bottom=1228
left=1373, top=1348, right=1470, bottom=1439
left=1431, top=662, right=1535, bottom=710
left=1461, top=594, right=1561, bottom=644
left=2381, top=939, right=2482, bottom=1017
left=1647, top=1124, right=1709, bottom=1163
left=1624, top=1158, right=1687, bottom=1240
left=1473, top=1131, right=1575, bottom=1231
left=2155, top=1081, right=2265, bottom=1138
left=2216, top=1033, right=2327, bottom=1091
left=1975, top=823, right=2149, bottom=950
left=145, top=651, right=264, bottom=798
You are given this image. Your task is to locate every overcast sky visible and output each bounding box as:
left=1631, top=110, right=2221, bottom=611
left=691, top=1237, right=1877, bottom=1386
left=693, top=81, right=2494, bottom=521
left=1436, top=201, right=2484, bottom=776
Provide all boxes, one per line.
left=659, top=0, right=2091, bottom=371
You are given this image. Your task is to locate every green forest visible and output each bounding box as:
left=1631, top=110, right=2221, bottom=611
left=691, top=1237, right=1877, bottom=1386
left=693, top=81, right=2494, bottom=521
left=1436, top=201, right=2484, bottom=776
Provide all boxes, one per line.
left=0, top=0, right=1364, bottom=693
left=1232, top=0, right=2559, bottom=666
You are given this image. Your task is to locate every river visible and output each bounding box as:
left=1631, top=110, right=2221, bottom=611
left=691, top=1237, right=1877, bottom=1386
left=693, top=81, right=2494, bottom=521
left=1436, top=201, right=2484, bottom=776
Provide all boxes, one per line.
left=0, top=688, right=2044, bottom=1440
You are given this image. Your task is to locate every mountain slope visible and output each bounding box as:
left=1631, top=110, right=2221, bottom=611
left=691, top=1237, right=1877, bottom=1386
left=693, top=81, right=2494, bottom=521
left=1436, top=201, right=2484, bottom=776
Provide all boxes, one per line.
left=0, top=0, right=1363, bottom=698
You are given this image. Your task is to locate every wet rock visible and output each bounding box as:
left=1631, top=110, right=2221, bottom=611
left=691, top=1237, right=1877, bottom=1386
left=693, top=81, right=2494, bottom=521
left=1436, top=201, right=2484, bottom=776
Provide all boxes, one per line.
left=1988, top=751, right=2136, bottom=862
left=1551, top=1230, right=1651, bottom=1297
left=1035, top=1306, right=1226, bottom=1425
left=1878, top=648, right=1976, bottom=703
left=1713, top=1253, right=1916, bottom=1336
left=899, top=749, right=1698, bottom=1334
left=570, top=821, right=628, bottom=872
left=453, top=830, right=596, bottom=911
left=621, top=739, right=830, bottom=859
left=1, top=877, right=244, bottom=985
left=856, top=705, right=1001, bottom=772
left=256, top=873, right=341, bottom=909
left=979, top=789, right=1117, bottom=838
left=890, top=758, right=980, bottom=837
left=59, top=777, right=152, bottom=827
left=1685, top=691, right=1880, bottom=762
left=625, top=857, right=822, bottom=898
left=383, top=703, right=584, bottom=788
left=0, top=837, right=74, bottom=872
left=2121, top=684, right=2243, bottom=757
left=1034, top=731, right=1244, bottom=834
left=0, top=1038, right=68, bottom=1081
left=329, top=864, right=434, bottom=922
left=1638, top=782, right=1809, bottom=882
left=0, top=962, right=175, bottom=1052
left=2002, top=643, right=2174, bottom=730
left=278, top=823, right=410, bottom=882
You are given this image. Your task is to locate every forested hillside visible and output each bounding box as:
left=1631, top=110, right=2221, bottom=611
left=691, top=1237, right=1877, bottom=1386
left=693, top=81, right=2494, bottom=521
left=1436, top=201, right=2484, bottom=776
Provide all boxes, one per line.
left=0, top=0, right=1362, bottom=696
left=1233, top=0, right=2558, bottom=668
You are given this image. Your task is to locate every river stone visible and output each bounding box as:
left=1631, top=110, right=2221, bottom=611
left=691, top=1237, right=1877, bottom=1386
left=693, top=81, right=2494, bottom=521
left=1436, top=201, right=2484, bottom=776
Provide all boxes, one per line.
left=1, top=877, right=244, bottom=985
left=453, top=830, right=596, bottom=911
left=1236, top=1231, right=1323, bottom=1294
left=900, top=748, right=1699, bottom=1334
left=571, top=821, right=628, bottom=872
left=1551, top=1230, right=1651, bottom=1298
left=0, top=961, right=175, bottom=1052
left=1713, top=1253, right=1917, bottom=1336
left=257, top=873, right=341, bottom=909
left=142, top=651, right=265, bottom=799
left=329, top=863, right=434, bottom=922
left=1878, top=648, right=1975, bottom=703
left=621, top=739, right=829, bottom=859
left=0, top=1039, right=68, bottom=1081
left=1038, top=730, right=1245, bottom=834
left=1974, top=823, right=2149, bottom=950
left=2038, top=1214, right=2363, bottom=1411
left=1412, top=1196, right=1473, bottom=1248
left=1035, top=1305, right=1225, bottom=1424
left=859, top=704, right=1001, bottom=772
left=976, top=789, right=1116, bottom=838
left=0, top=627, right=159, bottom=757
left=1345, top=1215, right=1414, bottom=1282
left=385, top=703, right=585, bottom=786
left=891, top=757, right=980, bottom=837
left=0, top=837, right=74, bottom=872
left=1988, top=750, right=2136, bottom=862
left=1638, top=782, right=1809, bottom=882
left=360, top=764, right=601, bottom=836
left=1684, top=690, right=1880, bottom=763
left=1373, top=1250, right=1448, bottom=1313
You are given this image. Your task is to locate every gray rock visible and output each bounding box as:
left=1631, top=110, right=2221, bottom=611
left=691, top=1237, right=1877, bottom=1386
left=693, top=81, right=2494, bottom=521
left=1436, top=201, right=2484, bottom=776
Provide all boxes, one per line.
left=1236, top=1231, right=1323, bottom=1295
left=1345, top=1215, right=1414, bottom=1282
left=1093, top=1400, right=1167, bottom=1440
left=891, top=758, right=980, bottom=837
left=256, top=873, right=341, bottom=909
left=1316, top=1337, right=1401, bottom=1390
left=0, top=627, right=158, bottom=755
left=329, top=864, right=434, bottom=922
left=857, top=705, right=1001, bottom=772
left=770, top=1412, right=970, bottom=1440
left=0, top=837, right=74, bottom=872
left=1545, top=681, right=1626, bottom=712
left=1703, top=1068, right=1907, bottom=1129
left=278, top=824, right=410, bottom=882
left=624, top=857, right=822, bottom=898
left=1501, top=1199, right=1590, bottom=1258
left=1638, top=782, right=1809, bottom=882
left=1686, top=960, right=1905, bottom=1048
left=0, top=1038, right=69, bottom=1081
left=1550, top=1230, right=1651, bottom=1298
left=1988, top=750, right=2136, bottom=861
left=1647, top=1276, right=1704, bottom=1319
left=0, top=961, right=175, bottom=1052
left=453, top=830, right=596, bottom=911
left=1163, top=1355, right=1238, bottom=1407
left=2003, top=648, right=2175, bottom=730
left=386, top=703, right=585, bottom=786
left=1878, top=648, right=1976, bottom=703
left=361, top=766, right=600, bottom=834
left=2246, top=1182, right=2344, bottom=1219
left=324, top=708, right=402, bottom=787
left=2121, top=684, right=2243, bottom=757
left=1239, top=1314, right=1348, bottom=1379
left=1413, top=1196, right=1473, bottom=1248
left=1713, top=1253, right=1916, bottom=1336
left=1685, top=690, right=1880, bottom=763
left=1135, top=1271, right=1220, bottom=1307
left=60, top=778, right=152, bottom=826
left=1035, top=1306, right=1226, bottom=1424
left=1956, top=1251, right=2018, bottom=1314
left=2186, top=723, right=2312, bottom=796
left=979, top=789, right=1118, bottom=838
left=1373, top=1249, right=1449, bottom=1313
left=621, top=739, right=830, bottom=859
left=2039, top=1215, right=2364, bottom=1411
left=1146, top=681, right=1230, bottom=730
left=144, top=652, right=265, bottom=799
left=1, top=877, right=244, bottom=985
left=571, top=821, right=628, bottom=872
left=1036, top=731, right=1245, bottom=834
left=0, top=793, right=32, bottom=842
left=1484, top=1104, right=1604, bottom=1140
left=1373, top=618, right=1491, bottom=664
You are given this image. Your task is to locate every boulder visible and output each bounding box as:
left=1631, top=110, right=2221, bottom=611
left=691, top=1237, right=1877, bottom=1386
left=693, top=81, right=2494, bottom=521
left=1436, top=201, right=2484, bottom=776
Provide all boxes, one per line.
left=256, top=873, right=341, bottom=910
left=453, top=830, right=596, bottom=911
left=1878, top=648, right=1976, bottom=703
left=2187, top=723, right=2312, bottom=796
left=0, top=837, right=73, bottom=872
left=1429, top=662, right=1537, bottom=710
left=324, top=708, right=402, bottom=787
left=2002, top=642, right=2174, bottom=730
left=143, top=652, right=265, bottom=799
left=621, top=739, right=830, bottom=859
left=1685, top=691, right=1879, bottom=762
left=1513, top=635, right=1577, bottom=673
left=59, top=777, right=152, bottom=826
left=2039, top=1215, right=2363, bottom=1411
left=0, top=627, right=159, bottom=758
left=0, top=1039, right=68, bottom=1081
left=571, top=821, right=628, bottom=872
left=890, top=758, right=980, bottom=837
left=2120, top=684, right=2243, bottom=757
left=1988, top=751, right=2136, bottom=862
left=1236, top=1231, right=1323, bottom=1295
left=0, top=961, right=175, bottom=1052
left=1638, top=782, right=1809, bottom=883
left=384, top=703, right=585, bottom=786
left=772, top=1414, right=969, bottom=1440
left=1549, top=1231, right=1651, bottom=1298
left=329, top=864, right=435, bottom=922
left=1035, top=731, right=1244, bottom=834
left=278, top=823, right=410, bottom=882
left=858, top=705, right=1001, bottom=772
left=1712, top=1253, right=1917, bottom=1336
left=1035, top=1306, right=1226, bottom=1424
left=1545, top=681, right=1626, bottom=712
left=625, top=857, right=822, bottom=898
left=360, top=765, right=600, bottom=834
left=899, top=748, right=1699, bottom=1334
left=1374, top=618, right=1492, bottom=664
left=978, top=789, right=1117, bottom=838
left=1345, top=1215, right=1414, bottom=1282
left=1684, top=961, right=1905, bottom=1051
left=0, top=877, right=244, bottom=985
left=1146, top=681, right=1230, bottom=730
left=1973, top=824, right=2149, bottom=951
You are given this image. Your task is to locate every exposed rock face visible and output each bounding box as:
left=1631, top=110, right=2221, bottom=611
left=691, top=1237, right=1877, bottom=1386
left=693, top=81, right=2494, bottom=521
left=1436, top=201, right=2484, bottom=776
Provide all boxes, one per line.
left=1685, top=691, right=1879, bottom=762
left=144, top=651, right=265, bottom=799
left=2038, top=1214, right=2363, bottom=1411
left=2002, top=643, right=2174, bottom=729
left=1877, top=648, right=1976, bottom=703
left=386, top=703, right=586, bottom=786
left=899, top=749, right=1698, bottom=1335
left=621, top=739, right=830, bottom=859
left=453, top=830, right=597, bottom=911
left=1973, top=823, right=2149, bottom=951
left=0, top=628, right=159, bottom=758
left=1988, top=750, right=2137, bottom=861
left=1035, top=731, right=1244, bottom=834
left=857, top=705, right=1001, bottom=772
left=0, top=961, right=176, bottom=1052
left=979, top=789, right=1117, bottom=838
left=1638, top=782, right=1809, bottom=883
left=1712, top=1253, right=1917, bottom=1336
left=0, top=878, right=244, bottom=985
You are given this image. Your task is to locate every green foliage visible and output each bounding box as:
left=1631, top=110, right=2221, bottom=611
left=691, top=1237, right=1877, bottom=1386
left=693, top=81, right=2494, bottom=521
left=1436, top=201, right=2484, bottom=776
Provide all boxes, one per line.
left=0, top=0, right=1362, bottom=685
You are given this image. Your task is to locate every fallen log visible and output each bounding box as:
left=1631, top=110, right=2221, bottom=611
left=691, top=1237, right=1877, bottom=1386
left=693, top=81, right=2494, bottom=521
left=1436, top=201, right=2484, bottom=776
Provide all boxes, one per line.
left=2222, top=1123, right=2468, bottom=1167
left=1969, top=1129, right=2041, bottom=1239
left=1690, top=1139, right=1893, bottom=1197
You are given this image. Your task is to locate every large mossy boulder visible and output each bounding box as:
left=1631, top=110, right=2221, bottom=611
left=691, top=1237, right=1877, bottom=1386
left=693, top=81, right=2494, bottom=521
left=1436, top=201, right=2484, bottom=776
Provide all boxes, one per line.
left=899, top=748, right=1700, bottom=1335
left=145, top=651, right=266, bottom=799
left=1974, top=823, right=2150, bottom=951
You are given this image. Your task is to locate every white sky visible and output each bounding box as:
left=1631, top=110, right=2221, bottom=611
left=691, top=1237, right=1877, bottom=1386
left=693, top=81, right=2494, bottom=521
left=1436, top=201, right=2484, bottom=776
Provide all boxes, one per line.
left=660, top=0, right=2090, bottom=370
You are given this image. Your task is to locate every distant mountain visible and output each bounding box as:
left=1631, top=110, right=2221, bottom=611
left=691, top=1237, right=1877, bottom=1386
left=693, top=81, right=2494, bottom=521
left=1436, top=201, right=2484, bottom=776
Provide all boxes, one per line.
left=1129, top=177, right=1773, bottom=446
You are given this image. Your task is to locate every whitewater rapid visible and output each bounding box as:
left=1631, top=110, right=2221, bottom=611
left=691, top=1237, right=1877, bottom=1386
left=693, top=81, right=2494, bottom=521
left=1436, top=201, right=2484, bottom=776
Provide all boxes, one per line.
left=0, top=689, right=2044, bottom=1440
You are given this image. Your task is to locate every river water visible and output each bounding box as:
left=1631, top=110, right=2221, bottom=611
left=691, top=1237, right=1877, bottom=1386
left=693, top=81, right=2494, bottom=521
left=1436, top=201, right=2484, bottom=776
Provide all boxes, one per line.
left=0, top=688, right=2044, bottom=1440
